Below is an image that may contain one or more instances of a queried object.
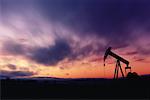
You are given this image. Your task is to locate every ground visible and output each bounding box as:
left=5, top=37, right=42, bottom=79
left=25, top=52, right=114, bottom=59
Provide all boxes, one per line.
left=1, top=75, right=150, bottom=99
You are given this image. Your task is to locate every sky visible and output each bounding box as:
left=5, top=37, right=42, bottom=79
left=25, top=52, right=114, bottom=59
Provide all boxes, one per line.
left=0, top=0, right=150, bottom=78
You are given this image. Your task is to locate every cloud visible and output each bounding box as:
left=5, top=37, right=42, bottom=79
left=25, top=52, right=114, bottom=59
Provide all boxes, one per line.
left=2, top=0, right=150, bottom=44
left=138, top=48, right=150, bottom=55
left=59, top=66, right=65, bottom=70
left=28, top=39, right=72, bottom=66
left=1, top=0, right=150, bottom=67
left=89, top=57, right=103, bottom=62
left=134, top=58, right=145, bottom=62
left=7, top=64, right=17, bottom=70
left=1, top=39, right=72, bottom=66
left=2, top=40, right=26, bottom=55
left=125, top=51, right=138, bottom=56
left=66, top=73, right=69, bottom=76
left=33, top=0, right=150, bottom=55
left=0, top=70, right=35, bottom=77
left=38, top=0, right=150, bottom=41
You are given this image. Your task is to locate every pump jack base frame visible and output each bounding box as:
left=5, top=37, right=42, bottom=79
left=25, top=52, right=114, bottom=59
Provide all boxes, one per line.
left=114, top=60, right=125, bottom=79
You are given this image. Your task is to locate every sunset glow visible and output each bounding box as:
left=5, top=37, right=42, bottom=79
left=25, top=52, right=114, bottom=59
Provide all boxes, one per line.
left=0, top=0, right=150, bottom=78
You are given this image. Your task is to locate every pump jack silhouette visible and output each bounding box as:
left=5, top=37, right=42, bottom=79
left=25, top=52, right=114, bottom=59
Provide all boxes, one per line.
left=104, top=47, right=134, bottom=79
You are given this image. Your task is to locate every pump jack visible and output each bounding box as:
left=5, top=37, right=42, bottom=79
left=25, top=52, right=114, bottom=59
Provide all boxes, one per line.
left=104, top=47, right=131, bottom=79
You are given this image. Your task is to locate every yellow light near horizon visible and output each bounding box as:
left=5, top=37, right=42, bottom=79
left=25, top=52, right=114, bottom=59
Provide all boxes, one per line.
left=0, top=50, right=150, bottom=78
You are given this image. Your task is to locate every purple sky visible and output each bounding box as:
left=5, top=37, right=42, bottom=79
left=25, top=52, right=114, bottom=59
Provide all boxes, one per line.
left=0, top=0, right=150, bottom=78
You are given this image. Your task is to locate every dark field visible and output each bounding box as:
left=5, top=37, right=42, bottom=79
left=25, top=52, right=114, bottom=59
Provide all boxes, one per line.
left=1, top=75, right=150, bottom=99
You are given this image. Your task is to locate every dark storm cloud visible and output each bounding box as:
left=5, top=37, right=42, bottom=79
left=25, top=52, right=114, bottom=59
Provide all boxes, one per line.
left=2, top=39, right=72, bottom=66
left=0, top=70, right=35, bottom=77
left=38, top=0, right=150, bottom=41
left=1, top=0, right=150, bottom=66
left=29, top=39, right=72, bottom=66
